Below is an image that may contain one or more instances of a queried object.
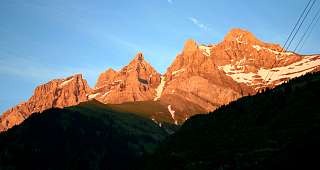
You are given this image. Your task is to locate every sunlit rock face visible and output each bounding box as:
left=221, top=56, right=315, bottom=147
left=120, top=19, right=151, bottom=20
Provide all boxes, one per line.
left=0, top=74, right=92, bottom=131
left=91, top=52, right=161, bottom=104
left=161, top=28, right=320, bottom=113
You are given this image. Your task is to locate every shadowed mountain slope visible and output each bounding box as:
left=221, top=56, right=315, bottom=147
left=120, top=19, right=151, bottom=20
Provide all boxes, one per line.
left=0, top=100, right=170, bottom=170
left=145, top=72, right=320, bottom=170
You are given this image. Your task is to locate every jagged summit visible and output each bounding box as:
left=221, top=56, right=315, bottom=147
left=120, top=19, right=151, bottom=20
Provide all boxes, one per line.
left=222, top=28, right=285, bottom=53
left=95, top=68, right=117, bottom=89
left=90, top=51, right=161, bottom=104
left=183, top=39, right=198, bottom=48
left=182, top=39, right=198, bottom=55
left=133, top=52, right=145, bottom=61
left=126, top=52, right=149, bottom=69
left=223, top=28, right=261, bottom=44
left=106, top=68, right=116, bottom=72
left=67, top=73, right=83, bottom=79
left=125, top=52, right=157, bottom=74
left=0, top=74, right=92, bottom=131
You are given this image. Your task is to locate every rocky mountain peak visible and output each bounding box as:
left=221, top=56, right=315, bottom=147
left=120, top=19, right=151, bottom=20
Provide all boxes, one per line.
left=124, top=52, right=157, bottom=75
left=130, top=52, right=145, bottom=64
left=135, top=52, right=144, bottom=61
left=183, top=39, right=198, bottom=55
left=106, top=68, right=117, bottom=73
left=0, top=74, right=92, bottom=131
left=90, top=52, right=161, bottom=105
left=223, top=28, right=260, bottom=44
left=95, top=68, right=117, bottom=89
left=125, top=52, right=149, bottom=72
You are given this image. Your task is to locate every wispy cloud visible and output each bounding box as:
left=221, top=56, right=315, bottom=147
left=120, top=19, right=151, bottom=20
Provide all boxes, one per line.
left=188, top=17, right=209, bottom=31
left=167, top=0, right=173, bottom=4
left=0, top=56, right=102, bottom=87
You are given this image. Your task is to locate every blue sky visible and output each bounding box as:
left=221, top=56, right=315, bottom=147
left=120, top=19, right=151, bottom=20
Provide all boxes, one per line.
left=0, top=0, right=319, bottom=113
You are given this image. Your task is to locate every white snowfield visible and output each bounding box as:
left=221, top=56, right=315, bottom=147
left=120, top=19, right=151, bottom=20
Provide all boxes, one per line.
left=260, top=56, right=320, bottom=82
left=154, top=76, right=166, bottom=101
left=219, top=55, right=320, bottom=88
left=168, top=105, right=178, bottom=125
left=59, top=78, right=74, bottom=88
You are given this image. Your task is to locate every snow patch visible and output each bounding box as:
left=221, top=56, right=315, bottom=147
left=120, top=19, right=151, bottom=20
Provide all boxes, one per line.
left=252, top=45, right=262, bottom=51
left=199, top=45, right=212, bottom=56
left=88, top=93, right=100, bottom=99
left=151, top=118, right=162, bottom=127
left=111, top=80, right=122, bottom=86
left=59, top=78, right=74, bottom=88
left=220, top=64, right=257, bottom=83
left=172, top=68, right=185, bottom=75
left=252, top=45, right=293, bottom=56
left=101, top=90, right=112, bottom=98
left=154, top=76, right=166, bottom=101
left=94, top=84, right=108, bottom=90
left=236, top=35, right=247, bottom=44
left=168, top=105, right=178, bottom=125
left=113, top=80, right=122, bottom=83
left=184, top=115, right=189, bottom=121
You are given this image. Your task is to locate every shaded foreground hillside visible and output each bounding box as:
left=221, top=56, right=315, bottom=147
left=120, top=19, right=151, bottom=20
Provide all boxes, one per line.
left=0, top=100, right=169, bottom=170
left=146, top=72, right=320, bottom=170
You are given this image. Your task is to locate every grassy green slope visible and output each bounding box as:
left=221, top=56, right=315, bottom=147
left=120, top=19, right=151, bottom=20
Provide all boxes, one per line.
left=106, top=101, right=174, bottom=123
left=106, top=97, right=206, bottom=125
left=0, top=100, right=169, bottom=170
left=146, top=72, right=320, bottom=170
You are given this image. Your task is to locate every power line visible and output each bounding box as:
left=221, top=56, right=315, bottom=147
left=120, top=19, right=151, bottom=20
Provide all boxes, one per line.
left=298, top=5, right=320, bottom=52
left=285, top=0, right=317, bottom=52
left=282, top=0, right=314, bottom=51
left=264, top=0, right=314, bottom=82
left=294, top=5, right=320, bottom=52
left=264, top=0, right=318, bottom=82
left=271, top=0, right=318, bottom=81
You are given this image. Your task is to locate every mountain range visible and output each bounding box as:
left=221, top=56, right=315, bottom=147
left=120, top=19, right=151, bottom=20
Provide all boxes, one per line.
left=1, top=28, right=320, bottom=131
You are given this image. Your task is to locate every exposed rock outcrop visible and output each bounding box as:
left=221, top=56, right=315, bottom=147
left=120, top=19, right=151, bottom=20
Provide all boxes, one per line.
left=158, top=28, right=320, bottom=114
left=0, top=74, right=92, bottom=131
left=90, top=52, right=161, bottom=104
